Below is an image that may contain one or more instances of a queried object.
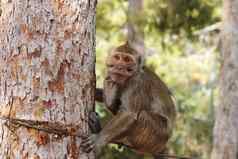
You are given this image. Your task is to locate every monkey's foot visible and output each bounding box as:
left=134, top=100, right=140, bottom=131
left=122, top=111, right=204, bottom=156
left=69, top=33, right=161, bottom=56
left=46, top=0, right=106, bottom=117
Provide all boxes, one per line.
left=153, top=155, right=166, bottom=159
left=81, top=134, right=97, bottom=153
left=153, top=147, right=168, bottom=159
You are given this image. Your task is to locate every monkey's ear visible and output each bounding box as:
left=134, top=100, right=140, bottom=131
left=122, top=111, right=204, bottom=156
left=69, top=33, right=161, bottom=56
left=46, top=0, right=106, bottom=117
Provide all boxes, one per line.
left=125, top=40, right=130, bottom=46
left=108, top=45, right=119, bottom=56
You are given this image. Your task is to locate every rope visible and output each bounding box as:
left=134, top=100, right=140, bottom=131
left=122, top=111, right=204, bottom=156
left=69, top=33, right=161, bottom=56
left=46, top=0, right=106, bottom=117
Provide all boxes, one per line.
left=0, top=116, right=87, bottom=138
left=0, top=116, right=199, bottom=159
left=156, top=153, right=200, bottom=159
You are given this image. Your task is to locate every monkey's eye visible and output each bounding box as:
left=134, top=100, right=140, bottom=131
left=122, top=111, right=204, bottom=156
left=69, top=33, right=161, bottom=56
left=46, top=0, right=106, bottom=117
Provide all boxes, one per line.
left=124, top=56, right=132, bottom=63
left=113, top=54, right=120, bottom=61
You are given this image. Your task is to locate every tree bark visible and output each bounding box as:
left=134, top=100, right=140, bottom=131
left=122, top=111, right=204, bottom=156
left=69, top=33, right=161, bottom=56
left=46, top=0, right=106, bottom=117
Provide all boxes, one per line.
left=0, top=0, right=96, bottom=158
left=127, top=0, right=144, bottom=55
left=211, top=0, right=238, bottom=159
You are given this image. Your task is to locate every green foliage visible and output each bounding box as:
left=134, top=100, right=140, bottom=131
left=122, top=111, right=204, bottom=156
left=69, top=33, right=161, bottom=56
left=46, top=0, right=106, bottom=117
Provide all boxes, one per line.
left=145, top=0, right=221, bottom=37
left=95, top=0, right=221, bottom=159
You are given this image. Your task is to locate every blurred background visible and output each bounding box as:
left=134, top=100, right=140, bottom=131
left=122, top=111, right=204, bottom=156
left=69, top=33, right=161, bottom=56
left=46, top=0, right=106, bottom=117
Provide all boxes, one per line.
left=95, top=0, right=221, bottom=158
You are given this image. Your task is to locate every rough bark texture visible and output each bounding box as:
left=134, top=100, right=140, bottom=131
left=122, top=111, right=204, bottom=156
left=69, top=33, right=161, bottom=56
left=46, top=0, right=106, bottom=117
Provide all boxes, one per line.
left=211, top=0, right=238, bottom=159
left=127, top=0, right=144, bottom=55
left=0, top=0, right=96, bottom=158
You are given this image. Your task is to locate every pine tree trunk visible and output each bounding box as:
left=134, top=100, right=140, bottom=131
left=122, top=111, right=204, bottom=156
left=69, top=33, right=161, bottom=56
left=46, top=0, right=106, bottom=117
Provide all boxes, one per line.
left=211, top=0, right=238, bottom=159
left=127, top=0, right=144, bottom=54
left=0, top=0, right=96, bottom=158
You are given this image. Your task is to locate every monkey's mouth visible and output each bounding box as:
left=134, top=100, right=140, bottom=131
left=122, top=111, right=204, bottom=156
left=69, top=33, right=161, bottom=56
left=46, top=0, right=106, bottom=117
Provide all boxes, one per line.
left=110, top=69, right=132, bottom=76
left=109, top=68, right=133, bottom=78
left=108, top=65, right=134, bottom=76
left=110, top=73, right=128, bottom=84
left=108, top=66, right=134, bottom=84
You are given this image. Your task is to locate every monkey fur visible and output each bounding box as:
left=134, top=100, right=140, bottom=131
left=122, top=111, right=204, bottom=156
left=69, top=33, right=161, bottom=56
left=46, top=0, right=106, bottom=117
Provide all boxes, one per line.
left=83, top=42, right=176, bottom=159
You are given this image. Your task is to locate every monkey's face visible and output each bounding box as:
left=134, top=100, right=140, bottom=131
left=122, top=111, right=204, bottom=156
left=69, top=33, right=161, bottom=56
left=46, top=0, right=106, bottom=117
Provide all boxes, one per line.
left=106, top=52, right=139, bottom=84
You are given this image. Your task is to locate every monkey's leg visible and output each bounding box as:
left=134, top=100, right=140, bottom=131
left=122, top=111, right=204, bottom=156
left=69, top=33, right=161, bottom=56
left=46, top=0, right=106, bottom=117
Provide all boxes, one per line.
left=98, top=111, right=136, bottom=143
left=137, top=110, right=170, bottom=155
left=139, top=110, right=170, bottom=138
left=82, top=111, right=136, bottom=153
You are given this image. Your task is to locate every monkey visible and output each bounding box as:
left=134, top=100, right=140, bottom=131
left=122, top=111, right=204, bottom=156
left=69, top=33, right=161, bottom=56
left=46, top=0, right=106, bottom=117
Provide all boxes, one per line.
left=83, top=42, right=176, bottom=159
left=88, top=111, right=102, bottom=134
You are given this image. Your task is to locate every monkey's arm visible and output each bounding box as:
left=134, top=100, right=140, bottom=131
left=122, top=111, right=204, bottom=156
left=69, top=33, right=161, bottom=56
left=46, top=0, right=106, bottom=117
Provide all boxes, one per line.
left=90, top=84, right=119, bottom=134
left=82, top=111, right=136, bottom=153
left=95, top=86, right=120, bottom=115
left=95, top=88, right=103, bottom=103
left=88, top=111, right=102, bottom=134
left=103, top=78, right=121, bottom=114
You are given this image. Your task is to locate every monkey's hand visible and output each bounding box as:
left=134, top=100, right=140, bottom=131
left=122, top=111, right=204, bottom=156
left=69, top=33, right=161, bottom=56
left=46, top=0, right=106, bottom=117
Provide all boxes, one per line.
left=81, top=134, right=102, bottom=155
left=89, top=112, right=101, bottom=134
left=104, top=77, right=121, bottom=114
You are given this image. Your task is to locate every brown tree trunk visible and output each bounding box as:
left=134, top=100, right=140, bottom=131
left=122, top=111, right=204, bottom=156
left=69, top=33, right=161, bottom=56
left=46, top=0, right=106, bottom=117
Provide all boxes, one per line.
left=127, top=0, right=144, bottom=55
left=0, top=0, right=96, bottom=158
left=211, top=0, right=238, bottom=159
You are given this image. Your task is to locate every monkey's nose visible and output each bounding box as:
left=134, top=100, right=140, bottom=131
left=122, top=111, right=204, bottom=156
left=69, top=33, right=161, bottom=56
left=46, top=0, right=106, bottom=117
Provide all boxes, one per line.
left=117, top=66, right=124, bottom=70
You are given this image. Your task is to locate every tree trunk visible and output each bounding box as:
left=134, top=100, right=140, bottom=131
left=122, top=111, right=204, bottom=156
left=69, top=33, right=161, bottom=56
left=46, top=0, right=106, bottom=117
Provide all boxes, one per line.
left=127, top=0, right=144, bottom=55
left=0, top=0, right=96, bottom=158
left=211, top=0, right=238, bottom=159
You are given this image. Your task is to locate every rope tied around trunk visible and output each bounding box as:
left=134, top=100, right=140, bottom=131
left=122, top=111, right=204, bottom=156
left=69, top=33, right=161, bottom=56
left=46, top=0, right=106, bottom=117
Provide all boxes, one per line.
left=0, top=116, right=87, bottom=138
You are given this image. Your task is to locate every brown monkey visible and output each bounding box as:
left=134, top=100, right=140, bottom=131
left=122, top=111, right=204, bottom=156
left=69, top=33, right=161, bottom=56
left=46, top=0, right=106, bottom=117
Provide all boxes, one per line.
left=83, top=42, right=176, bottom=159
